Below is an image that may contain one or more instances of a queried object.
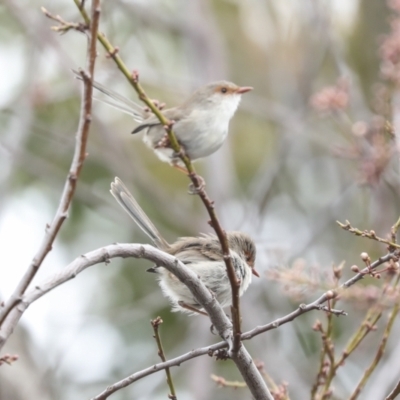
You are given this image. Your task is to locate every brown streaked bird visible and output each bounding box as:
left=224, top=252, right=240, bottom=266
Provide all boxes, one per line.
left=110, top=177, right=259, bottom=315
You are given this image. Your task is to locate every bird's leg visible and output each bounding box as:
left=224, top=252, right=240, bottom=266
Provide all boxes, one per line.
left=172, top=142, right=188, bottom=160
left=171, top=161, right=189, bottom=174
left=178, top=301, right=208, bottom=316
left=170, top=147, right=206, bottom=194
left=187, top=173, right=206, bottom=195
left=155, top=133, right=171, bottom=149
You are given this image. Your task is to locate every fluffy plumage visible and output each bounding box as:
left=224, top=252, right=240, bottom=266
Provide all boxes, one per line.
left=88, top=78, right=252, bottom=166
left=110, top=177, right=257, bottom=315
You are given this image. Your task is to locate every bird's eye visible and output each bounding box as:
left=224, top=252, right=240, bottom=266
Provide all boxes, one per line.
left=220, top=87, right=227, bottom=93
left=245, top=251, right=254, bottom=266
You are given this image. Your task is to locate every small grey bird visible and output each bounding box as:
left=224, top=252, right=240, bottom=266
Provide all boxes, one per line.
left=89, top=78, right=252, bottom=167
left=110, top=177, right=259, bottom=315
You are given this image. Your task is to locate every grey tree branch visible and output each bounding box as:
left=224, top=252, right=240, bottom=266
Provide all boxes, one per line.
left=72, top=0, right=244, bottom=355
left=0, top=243, right=273, bottom=400
left=4, top=242, right=390, bottom=398
left=0, top=0, right=101, bottom=328
left=90, top=251, right=400, bottom=399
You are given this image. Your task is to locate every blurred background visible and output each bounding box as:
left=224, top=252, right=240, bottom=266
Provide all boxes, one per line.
left=1, top=0, right=400, bottom=399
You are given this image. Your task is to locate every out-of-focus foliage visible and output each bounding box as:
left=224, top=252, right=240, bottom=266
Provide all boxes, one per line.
left=1, top=1, right=400, bottom=399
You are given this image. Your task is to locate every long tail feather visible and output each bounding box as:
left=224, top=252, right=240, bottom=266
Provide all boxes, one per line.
left=72, top=70, right=144, bottom=122
left=110, top=177, right=170, bottom=250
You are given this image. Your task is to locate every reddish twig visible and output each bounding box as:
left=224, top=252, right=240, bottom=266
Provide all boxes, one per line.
left=73, top=0, right=242, bottom=355
left=0, top=242, right=272, bottom=399
left=0, top=353, right=18, bottom=366
left=0, top=0, right=101, bottom=330
left=387, top=380, right=400, bottom=400
left=151, top=317, right=177, bottom=400
left=5, top=242, right=392, bottom=398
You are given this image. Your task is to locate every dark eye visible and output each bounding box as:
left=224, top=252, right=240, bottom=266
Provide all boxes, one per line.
left=220, top=87, right=227, bottom=93
left=245, top=251, right=254, bottom=266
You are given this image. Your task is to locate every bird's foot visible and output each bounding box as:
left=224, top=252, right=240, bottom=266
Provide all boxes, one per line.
left=188, top=174, right=206, bottom=195
left=178, top=301, right=208, bottom=316
left=155, top=133, right=170, bottom=149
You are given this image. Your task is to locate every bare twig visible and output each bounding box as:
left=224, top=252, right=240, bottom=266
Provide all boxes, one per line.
left=72, top=0, right=243, bottom=355
left=350, top=304, right=399, bottom=399
left=337, top=220, right=400, bottom=250
left=91, top=343, right=227, bottom=400
left=4, top=242, right=391, bottom=397
left=342, top=253, right=399, bottom=289
left=0, top=353, right=18, bottom=366
left=211, top=374, right=246, bottom=388
left=314, top=262, right=400, bottom=398
left=2, top=245, right=394, bottom=396
left=387, top=380, right=400, bottom=400
left=41, top=7, right=88, bottom=33
left=256, top=361, right=290, bottom=400
left=391, top=216, right=400, bottom=242
left=350, top=276, right=400, bottom=400
left=0, top=243, right=273, bottom=399
left=151, top=317, right=177, bottom=400
left=0, top=0, right=101, bottom=328
left=244, top=251, right=399, bottom=342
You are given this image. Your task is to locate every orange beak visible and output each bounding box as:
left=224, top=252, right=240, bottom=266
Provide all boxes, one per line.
left=252, top=268, right=260, bottom=277
left=236, top=86, right=253, bottom=94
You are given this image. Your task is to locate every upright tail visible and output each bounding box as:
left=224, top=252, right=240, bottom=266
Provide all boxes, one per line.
left=110, top=177, right=170, bottom=250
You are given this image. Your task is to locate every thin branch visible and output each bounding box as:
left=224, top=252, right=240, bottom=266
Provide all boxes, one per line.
left=0, top=353, right=18, bottom=366
left=72, top=0, right=243, bottom=355
left=4, top=242, right=389, bottom=397
left=151, top=317, right=177, bottom=400
left=74, top=0, right=241, bottom=352
left=387, top=380, right=400, bottom=400
left=90, top=342, right=226, bottom=400
left=332, top=309, right=382, bottom=378
left=5, top=222, right=393, bottom=396
left=2, top=245, right=394, bottom=397
left=337, top=220, right=400, bottom=250
left=211, top=374, right=246, bottom=388
left=350, top=303, right=399, bottom=400
left=41, top=7, right=88, bottom=33
left=343, top=252, right=398, bottom=288
left=0, top=0, right=101, bottom=327
left=0, top=243, right=273, bottom=399
left=0, top=244, right=232, bottom=350
left=350, top=275, right=400, bottom=400
left=391, top=216, right=400, bottom=242
left=244, top=252, right=399, bottom=341
left=316, top=266, right=400, bottom=398
left=311, top=266, right=341, bottom=399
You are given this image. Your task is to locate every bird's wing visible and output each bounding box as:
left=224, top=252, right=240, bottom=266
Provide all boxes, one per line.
left=131, top=107, right=186, bottom=134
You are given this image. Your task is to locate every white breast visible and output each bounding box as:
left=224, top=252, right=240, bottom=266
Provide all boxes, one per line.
left=176, top=94, right=242, bottom=160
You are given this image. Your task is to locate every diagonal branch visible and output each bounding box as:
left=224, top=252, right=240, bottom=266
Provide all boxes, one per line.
left=337, top=220, right=400, bottom=250
left=0, top=243, right=273, bottom=399
left=72, top=0, right=243, bottom=354
left=387, top=380, right=400, bottom=400
left=0, top=0, right=101, bottom=327
left=1, top=242, right=395, bottom=396
left=91, top=252, right=399, bottom=399
left=151, top=317, right=177, bottom=400
left=10, top=243, right=392, bottom=398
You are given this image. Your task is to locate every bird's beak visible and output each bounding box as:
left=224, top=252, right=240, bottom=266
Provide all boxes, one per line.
left=252, top=268, right=260, bottom=277
left=236, top=86, right=253, bottom=94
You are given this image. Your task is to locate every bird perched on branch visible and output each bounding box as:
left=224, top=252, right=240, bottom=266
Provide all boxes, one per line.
left=110, top=177, right=259, bottom=315
left=84, top=75, right=252, bottom=168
